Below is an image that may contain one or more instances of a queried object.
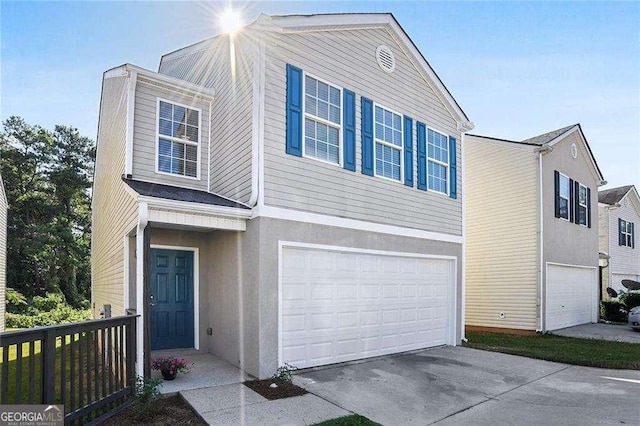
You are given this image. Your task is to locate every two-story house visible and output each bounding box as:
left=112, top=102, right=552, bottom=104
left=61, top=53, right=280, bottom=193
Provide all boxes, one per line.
left=598, top=185, right=639, bottom=296
left=465, top=124, right=606, bottom=333
left=92, top=13, right=474, bottom=379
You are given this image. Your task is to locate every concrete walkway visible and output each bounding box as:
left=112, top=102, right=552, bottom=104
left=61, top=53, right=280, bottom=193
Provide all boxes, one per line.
left=551, top=322, right=640, bottom=344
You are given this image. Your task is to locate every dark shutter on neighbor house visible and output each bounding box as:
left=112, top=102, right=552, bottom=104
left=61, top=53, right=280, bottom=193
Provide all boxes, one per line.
left=343, top=89, right=356, bottom=172
left=554, top=170, right=560, bottom=218
left=569, top=179, right=575, bottom=223
left=619, top=218, right=624, bottom=246
left=285, top=64, right=303, bottom=157
left=632, top=222, right=635, bottom=248
left=587, top=187, right=592, bottom=228
left=403, top=116, right=413, bottom=187
left=449, top=136, right=457, bottom=199
left=417, top=122, right=427, bottom=191
left=361, top=97, right=374, bottom=176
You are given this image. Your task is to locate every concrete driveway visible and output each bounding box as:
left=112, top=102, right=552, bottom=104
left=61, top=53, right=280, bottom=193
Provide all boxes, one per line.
left=295, top=347, right=640, bottom=425
left=551, top=322, right=640, bottom=344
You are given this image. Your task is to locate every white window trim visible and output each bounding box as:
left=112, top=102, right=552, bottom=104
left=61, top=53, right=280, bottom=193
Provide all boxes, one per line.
left=155, top=97, right=202, bottom=181
left=577, top=183, right=588, bottom=227
left=301, top=72, right=343, bottom=167
left=558, top=172, right=570, bottom=222
left=620, top=219, right=633, bottom=247
left=373, top=102, right=404, bottom=183
left=426, top=126, right=449, bottom=195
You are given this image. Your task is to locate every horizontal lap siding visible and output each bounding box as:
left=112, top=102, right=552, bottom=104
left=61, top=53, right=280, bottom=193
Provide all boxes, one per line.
left=465, top=137, right=538, bottom=330
left=92, top=76, right=139, bottom=317
left=608, top=199, right=640, bottom=276
left=159, top=36, right=254, bottom=203
left=0, top=183, right=6, bottom=331
left=132, top=82, right=210, bottom=192
left=263, top=28, right=462, bottom=235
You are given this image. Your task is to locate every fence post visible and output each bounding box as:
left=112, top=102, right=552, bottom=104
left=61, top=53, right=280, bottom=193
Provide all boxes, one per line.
left=126, top=316, right=136, bottom=393
left=42, top=328, right=57, bottom=404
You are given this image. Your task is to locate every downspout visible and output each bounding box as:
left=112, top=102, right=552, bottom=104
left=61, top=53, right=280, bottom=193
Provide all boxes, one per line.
left=125, top=69, right=137, bottom=177
left=461, top=133, right=467, bottom=343
left=135, top=202, right=148, bottom=377
left=247, top=39, right=266, bottom=207
left=535, top=146, right=553, bottom=332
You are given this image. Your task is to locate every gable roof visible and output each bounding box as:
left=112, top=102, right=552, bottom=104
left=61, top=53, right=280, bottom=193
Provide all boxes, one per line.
left=598, top=185, right=635, bottom=205
left=520, top=124, right=577, bottom=146
left=161, top=12, right=473, bottom=132
left=123, top=178, right=250, bottom=209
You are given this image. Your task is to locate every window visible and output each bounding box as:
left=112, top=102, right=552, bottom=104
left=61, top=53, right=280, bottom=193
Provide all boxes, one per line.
left=304, top=75, right=341, bottom=164
left=374, top=105, right=402, bottom=181
left=427, top=128, right=448, bottom=194
left=157, top=100, right=199, bottom=178
left=558, top=173, right=570, bottom=220
left=620, top=219, right=634, bottom=248
left=577, top=183, right=588, bottom=225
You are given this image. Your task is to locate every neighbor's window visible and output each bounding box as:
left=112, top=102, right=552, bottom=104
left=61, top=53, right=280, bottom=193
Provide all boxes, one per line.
left=427, top=128, right=449, bottom=194
left=577, top=183, right=588, bottom=225
left=558, top=173, right=570, bottom=220
left=157, top=100, right=199, bottom=178
left=620, top=219, right=634, bottom=247
left=374, top=105, right=402, bottom=181
left=304, top=75, right=341, bottom=165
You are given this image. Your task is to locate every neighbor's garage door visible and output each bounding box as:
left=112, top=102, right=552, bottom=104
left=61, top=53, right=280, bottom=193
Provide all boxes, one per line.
left=546, top=263, right=597, bottom=331
left=280, top=246, right=454, bottom=369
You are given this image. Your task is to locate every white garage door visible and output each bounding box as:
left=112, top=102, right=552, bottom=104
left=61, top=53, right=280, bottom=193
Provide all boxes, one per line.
left=546, top=263, right=597, bottom=331
left=280, top=245, right=455, bottom=369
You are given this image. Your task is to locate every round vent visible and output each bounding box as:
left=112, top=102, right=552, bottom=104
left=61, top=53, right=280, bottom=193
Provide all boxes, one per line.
left=570, top=143, right=578, bottom=159
left=376, top=45, right=396, bottom=73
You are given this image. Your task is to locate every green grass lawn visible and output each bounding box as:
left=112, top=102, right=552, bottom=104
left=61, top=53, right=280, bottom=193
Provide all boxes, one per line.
left=464, top=331, right=640, bottom=370
left=312, top=414, right=381, bottom=426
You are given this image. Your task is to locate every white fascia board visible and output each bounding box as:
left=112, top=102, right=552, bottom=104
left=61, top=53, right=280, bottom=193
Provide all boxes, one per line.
left=256, top=205, right=463, bottom=244
left=124, top=64, right=215, bottom=100
left=104, top=65, right=128, bottom=79
left=466, top=135, right=538, bottom=152
left=138, top=195, right=253, bottom=219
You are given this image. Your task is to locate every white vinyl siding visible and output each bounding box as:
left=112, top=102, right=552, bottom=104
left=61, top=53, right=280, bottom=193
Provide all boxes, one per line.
left=303, top=75, right=341, bottom=165
left=132, top=81, right=209, bottom=191
left=607, top=193, right=640, bottom=287
left=92, top=74, right=139, bottom=317
left=465, top=137, right=539, bottom=330
left=262, top=28, right=462, bottom=235
left=159, top=35, right=254, bottom=203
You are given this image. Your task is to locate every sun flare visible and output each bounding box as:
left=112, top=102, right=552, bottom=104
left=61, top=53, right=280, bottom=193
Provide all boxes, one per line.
left=219, top=8, right=243, bottom=35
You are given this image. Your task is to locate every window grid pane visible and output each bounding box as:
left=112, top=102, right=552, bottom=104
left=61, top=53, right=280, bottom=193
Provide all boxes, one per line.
left=375, top=106, right=402, bottom=147
left=375, top=142, right=401, bottom=180
left=157, top=101, right=199, bottom=178
left=304, top=118, right=340, bottom=164
left=427, top=129, right=448, bottom=192
left=157, top=138, right=197, bottom=178
left=305, top=76, right=341, bottom=125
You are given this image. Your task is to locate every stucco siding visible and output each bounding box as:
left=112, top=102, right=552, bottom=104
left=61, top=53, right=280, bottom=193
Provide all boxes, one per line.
left=262, top=28, right=463, bottom=235
left=159, top=35, right=254, bottom=203
left=464, top=137, right=539, bottom=330
left=131, top=80, right=210, bottom=192
left=92, top=74, right=139, bottom=318
left=0, top=180, right=6, bottom=332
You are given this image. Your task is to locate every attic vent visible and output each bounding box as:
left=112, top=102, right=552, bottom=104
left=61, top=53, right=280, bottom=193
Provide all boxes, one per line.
left=376, top=45, right=396, bottom=73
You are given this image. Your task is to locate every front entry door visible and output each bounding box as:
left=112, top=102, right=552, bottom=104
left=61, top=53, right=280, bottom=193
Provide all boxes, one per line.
left=150, top=249, right=195, bottom=350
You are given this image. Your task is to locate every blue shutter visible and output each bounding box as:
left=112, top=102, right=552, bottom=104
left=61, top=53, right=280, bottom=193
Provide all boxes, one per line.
left=361, top=97, right=374, bottom=176
left=449, top=136, right=457, bottom=199
left=343, top=89, right=356, bottom=171
left=403, top=116, right=413, bottom=187
left=416, top=122, right=427, bottom=191
left=285, top=64, right=303, bottom=157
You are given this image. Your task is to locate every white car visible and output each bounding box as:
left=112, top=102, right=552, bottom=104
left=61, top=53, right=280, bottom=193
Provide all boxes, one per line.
left=629, top=306, right=640, bottom=331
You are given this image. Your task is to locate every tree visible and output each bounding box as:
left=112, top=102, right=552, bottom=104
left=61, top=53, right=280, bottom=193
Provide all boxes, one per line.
left=0, top=117, right=94, bottom=306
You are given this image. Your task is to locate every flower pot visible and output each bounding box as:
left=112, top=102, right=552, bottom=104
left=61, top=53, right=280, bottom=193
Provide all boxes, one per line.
left=162, top=370, right=177, bottom=381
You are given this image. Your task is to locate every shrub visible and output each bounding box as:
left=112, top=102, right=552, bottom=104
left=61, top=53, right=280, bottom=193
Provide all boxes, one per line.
left=132, top=376, right=161, bottom=420
left=600, top=300, right=627, bottom=322
left=5, top=288, right=28, bottom=314
left=31, top=293, right=66, bottom=313
left=273, top=363, right=298, bottom=384
left=619, top=291, right=640, bottom=310
left=5, top=305, right=90, bottom=328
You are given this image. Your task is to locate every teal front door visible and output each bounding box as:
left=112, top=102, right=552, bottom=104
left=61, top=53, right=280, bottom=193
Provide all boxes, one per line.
left=150, top=249, right=195, bottom=350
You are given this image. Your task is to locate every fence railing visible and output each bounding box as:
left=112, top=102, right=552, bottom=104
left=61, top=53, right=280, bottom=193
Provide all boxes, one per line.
left=0, top=315, right=138, bottom=424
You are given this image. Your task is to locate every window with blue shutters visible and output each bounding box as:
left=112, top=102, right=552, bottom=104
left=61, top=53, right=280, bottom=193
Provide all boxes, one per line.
left=426, top=128, right=448, bottom=194
left=373, top=104, right=403, bottom=181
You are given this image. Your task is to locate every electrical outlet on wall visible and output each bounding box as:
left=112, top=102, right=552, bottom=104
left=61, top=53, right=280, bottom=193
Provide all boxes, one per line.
left=499, top=312, right=506, bottom=319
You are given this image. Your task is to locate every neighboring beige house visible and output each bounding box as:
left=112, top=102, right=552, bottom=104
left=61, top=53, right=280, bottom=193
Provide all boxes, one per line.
left=0, top=172, right=7, bottom=332
left=465, top=124, right=606, bottom=332
left=92, top=13, right=474, bottom=379
left=598, top=185, right=639, bottom=296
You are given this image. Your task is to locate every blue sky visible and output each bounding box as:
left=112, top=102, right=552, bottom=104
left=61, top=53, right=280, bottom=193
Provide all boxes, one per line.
left=2, top=1, right=638, bottom=189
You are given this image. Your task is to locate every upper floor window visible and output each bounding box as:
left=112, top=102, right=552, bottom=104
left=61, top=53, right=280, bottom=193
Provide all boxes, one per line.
left=374, top=105, right=402, bottom=181
left=304, top=75, right=341, bottom=165
left=157, top=100, right=200, bottom=178
left=427, top=128, right=449, bottom=194
left=558, top=173, right=570, bottom=220
left=577, top=183, right=588, bottom=226
left=619, top=219, right=635, bottom=248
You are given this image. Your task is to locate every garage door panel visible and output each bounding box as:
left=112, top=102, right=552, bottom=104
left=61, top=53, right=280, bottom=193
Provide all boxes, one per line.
left=546, top=264, right=596, bottom=331
left=281, top=247, right=454, bottom=369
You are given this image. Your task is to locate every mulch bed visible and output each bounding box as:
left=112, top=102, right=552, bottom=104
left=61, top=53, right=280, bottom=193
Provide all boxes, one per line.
left=243, top=377, right=308, bottom=400
left=100, top=395, right=206, bottom=426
